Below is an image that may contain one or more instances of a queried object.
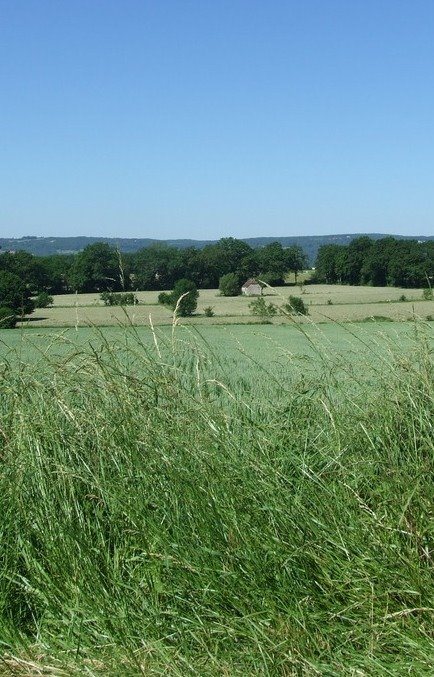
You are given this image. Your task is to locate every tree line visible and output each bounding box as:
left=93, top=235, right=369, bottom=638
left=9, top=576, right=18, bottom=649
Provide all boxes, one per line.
left=0, top=238, right=307, bottom=297
left=314, top=236, right=434, bottom=288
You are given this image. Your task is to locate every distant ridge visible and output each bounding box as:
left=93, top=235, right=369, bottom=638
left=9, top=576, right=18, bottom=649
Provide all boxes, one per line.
left=1, top=233, right=433, bottom=266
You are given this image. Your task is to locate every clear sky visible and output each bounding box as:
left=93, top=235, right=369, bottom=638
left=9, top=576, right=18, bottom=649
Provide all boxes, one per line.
left=1, top=0, right=434, bottom=239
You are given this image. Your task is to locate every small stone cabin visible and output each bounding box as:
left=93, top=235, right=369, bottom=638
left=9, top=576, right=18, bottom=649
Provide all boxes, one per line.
left=241, top=279, right=262, bottom=296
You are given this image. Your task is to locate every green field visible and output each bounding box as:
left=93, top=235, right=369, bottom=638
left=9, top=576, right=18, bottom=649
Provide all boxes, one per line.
left=1, top=319, right=434, bottom=674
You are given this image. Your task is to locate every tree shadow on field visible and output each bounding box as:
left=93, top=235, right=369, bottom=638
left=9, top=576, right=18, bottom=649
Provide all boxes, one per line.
left=18, top=316, right=48, bottom=323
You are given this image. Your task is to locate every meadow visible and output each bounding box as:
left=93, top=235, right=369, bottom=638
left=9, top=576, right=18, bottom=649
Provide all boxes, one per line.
left=20, top=283, right=434, bottom=328
left=1, top=315, right=434, bottom=674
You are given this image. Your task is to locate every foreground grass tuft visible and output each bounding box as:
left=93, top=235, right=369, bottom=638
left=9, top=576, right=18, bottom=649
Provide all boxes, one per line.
left=1, top=322, right=434, bottom=674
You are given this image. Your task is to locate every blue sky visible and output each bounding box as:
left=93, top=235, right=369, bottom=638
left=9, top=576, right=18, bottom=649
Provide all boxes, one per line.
left=1, top=0, right=434, bottom=239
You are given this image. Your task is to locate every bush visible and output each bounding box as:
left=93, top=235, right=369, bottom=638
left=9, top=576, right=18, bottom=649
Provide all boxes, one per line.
left=204, top=306, right=215, bottom=317
left=100, top=292, right=138, bottom=306
left=158, top=292, right=172, bottom=306
left=172, top=279, right=199, bottom=316
left=158, top=280, right=199, bottom=317
left=249, top=297, right=277, bottom=320
left=0, top=307, right=17, bottom=328
left=284, top=295, right=309, bottom=315
left=422, top=288, right=433, bottom=301
left=34, top=292, right=54, bottom=308
left=219, top=273, right=241, bottom=297
left=399, top=294, right=407, bottom=302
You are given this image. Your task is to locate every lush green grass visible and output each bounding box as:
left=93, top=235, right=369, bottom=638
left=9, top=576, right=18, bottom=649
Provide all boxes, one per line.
left=1, top=321, right=434, bottom=674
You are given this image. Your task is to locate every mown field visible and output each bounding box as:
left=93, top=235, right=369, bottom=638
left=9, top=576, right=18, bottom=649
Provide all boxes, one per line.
left=20, top=283, right=434, bottom=327
left=1, top=318, right=434, bottom=674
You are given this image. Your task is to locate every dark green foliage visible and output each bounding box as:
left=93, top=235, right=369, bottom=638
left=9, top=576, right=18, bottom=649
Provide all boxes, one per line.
left=132, top=243, right=185, bottom=290
left=0, top=250, right=51, bottom=293
left=219, top=272, right=241, bottom=296
left=158, top=291, right=173, bottom=306
left=67, top=243, right=129, bottom=293
left=100, top=291, right=138, bottom=306
left=285, top=295, right=309, bottom=315
left=158, top=279, right=199, bottom=316
left=315, top=237, right=434, bottom=288
left=39, top=254, right=74, bottom=293
left=171, top=279, right=199, bottom=316
left=199, top=238, right=256, bottom=287
left=0, top=306, right=17, bottom=328
left=204, top=306, right=215, bottom=317
left=0, top=271, right=34, bottom=315
left=34, top=292, right=54, bottom=308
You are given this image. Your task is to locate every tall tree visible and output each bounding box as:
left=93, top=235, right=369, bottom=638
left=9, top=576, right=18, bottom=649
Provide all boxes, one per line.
left=256, top=242, right=288, bottom=285
left=68, top=243, right=128, bottom=293
left=132, top=244, right=184, bottom=290
left=285, top=245, right=308, bottom=283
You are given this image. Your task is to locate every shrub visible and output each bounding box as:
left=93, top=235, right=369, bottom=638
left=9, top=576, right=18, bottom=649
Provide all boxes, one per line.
left=399, top=294, right=407, bottom=302
left=158, top=292, right=172, bottom=306
left=100, top=292, right=138, bottom=306
left=172, top=279, right=199, bottom=316
left=158, top=280, right=199, bottom=317
left=34, top=292, right=54, bottom=308
left=249, top=297, right=277, bottom=320
left=219, top=273, right=241, bottom=297
left=422, top=288, right=433, bottom=301
left=0, top=307, right=17, bottom=328
left=284, top=295, right=309, bottom=315
left=204, top=306, right=215, bottom=317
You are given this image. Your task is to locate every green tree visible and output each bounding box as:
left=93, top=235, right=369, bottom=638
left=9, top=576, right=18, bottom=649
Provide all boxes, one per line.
left=341, top=236, right=373, bottom=284
left=39, top=254, right=74, bottom=293
left=199, top=238, right=254, bottom=287
left=68, top=243, right=128, bottom=293
left=361, top=237, right=398, bottom=286
left=0, top=271, right=34, bottom=315
left=284, top=295, right=309, bottom=315
left=314, top=244, right=345, bottom=283
left=0, top=307, right=17, bottom=328
left=219, top=273, right=241, bottom=296
left=256, top=242, right=288, bottom=285
left=158, top=279, right=199, bottom=316
left=34, top=292, right=53, bottom=308
left=132, top=244, right=184, bottom=290
left=0, top=250, right=50, bottom=293
left=285, top=245, right=308, bottom=283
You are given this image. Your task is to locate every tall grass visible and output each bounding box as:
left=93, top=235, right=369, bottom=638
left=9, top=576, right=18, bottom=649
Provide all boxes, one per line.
left=1, top=321, right=434, bottom=674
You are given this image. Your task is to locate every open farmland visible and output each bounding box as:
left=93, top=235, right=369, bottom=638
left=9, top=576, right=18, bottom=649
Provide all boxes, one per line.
left=19, top=283, right=434, bottom=327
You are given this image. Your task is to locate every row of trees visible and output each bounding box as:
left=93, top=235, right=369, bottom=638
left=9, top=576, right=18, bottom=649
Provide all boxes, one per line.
left=0, top=238, right=307, bottom=296
left=314, top=237, right=434, bottom=288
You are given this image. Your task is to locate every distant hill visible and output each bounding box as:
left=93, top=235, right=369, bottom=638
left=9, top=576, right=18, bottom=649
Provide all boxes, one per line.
left=1, top=233, right=433, bottom=266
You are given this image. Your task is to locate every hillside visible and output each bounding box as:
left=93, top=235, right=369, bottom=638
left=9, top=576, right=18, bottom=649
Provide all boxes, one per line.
left=1, top=233, right=433, bottom=266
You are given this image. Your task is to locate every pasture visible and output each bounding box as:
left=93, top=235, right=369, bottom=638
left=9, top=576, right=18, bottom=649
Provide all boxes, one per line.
left=1, top=315, right=434, bottom=674
left=20, top=283, right=434, bottom=327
